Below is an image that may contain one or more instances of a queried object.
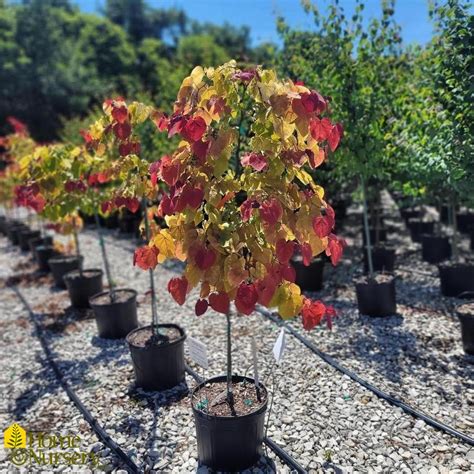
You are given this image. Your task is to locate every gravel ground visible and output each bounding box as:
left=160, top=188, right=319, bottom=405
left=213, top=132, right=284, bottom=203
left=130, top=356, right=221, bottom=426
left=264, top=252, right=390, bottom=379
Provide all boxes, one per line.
left=0, top=196, right=473, bottom=473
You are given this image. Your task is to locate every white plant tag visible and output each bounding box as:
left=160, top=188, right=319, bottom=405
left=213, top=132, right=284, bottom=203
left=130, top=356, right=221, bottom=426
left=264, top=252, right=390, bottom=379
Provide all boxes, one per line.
left=187, top=337, right=209, bottom=370
left=273, top=328, right=286, bottom=365
left=251, top=337, right=259, bottom=387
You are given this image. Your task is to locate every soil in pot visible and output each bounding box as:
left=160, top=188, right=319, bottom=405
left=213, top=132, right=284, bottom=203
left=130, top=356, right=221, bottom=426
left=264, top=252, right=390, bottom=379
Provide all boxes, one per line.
left=456, top=303, right=474, bottom=355
left=127, top=324, right=186, bottom=391
left=293, top=257, right=324, bottom=292
left=18, top=230, right=41, bottom=251
left=64, top=269, right=103, bottom=308
left=421, top=235, right=451, bottom=264
left=363, top=246, right=395, bottom=273
left=192, top=375, right=268, bottom=472
left=90, top=289, right=138, bottom=339
left=355, top=273, right=397, bottom=316
left=49, top=255, right=84, bottom=288
left=36, top=245, right=58, bottom=272
left=438, top=263, right=474, bottom=298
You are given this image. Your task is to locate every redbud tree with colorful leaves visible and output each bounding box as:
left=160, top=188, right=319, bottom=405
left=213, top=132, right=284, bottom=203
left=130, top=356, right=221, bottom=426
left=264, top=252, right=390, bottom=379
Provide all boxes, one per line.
left=87, top=61, right=345, bottom=403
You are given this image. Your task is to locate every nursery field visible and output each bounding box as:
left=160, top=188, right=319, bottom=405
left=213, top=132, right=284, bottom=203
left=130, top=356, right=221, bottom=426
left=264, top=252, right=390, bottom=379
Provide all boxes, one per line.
left=0, top=0, right=473, bottom=472
left=0, top=191, right=473, bottom=473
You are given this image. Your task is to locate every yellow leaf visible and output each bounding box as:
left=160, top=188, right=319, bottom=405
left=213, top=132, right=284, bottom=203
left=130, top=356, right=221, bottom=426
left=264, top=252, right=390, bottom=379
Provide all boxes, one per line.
left=278, top=282, right=303, bottom=319
left=184, top=263, right=202, bottom=288
left=152, top=230, right=175, bottom=263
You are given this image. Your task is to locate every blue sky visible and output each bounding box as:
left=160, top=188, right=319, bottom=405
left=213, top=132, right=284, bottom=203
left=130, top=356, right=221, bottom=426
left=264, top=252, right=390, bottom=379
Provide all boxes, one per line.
left=76, top=0, right=435, bottom=46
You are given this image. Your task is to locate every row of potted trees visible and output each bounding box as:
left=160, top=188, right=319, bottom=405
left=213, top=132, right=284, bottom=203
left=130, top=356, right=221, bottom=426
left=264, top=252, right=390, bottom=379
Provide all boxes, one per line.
left=0, top=62, right=346, bottom=471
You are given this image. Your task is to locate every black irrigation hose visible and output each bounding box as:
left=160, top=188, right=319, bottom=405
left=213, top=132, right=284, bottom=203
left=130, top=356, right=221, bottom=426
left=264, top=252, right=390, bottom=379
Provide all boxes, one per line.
left=257, top=306, right=474, bottom=447
left=184, top=365, right=308, bottom=474
left=10, top=286, right=139, bottom=474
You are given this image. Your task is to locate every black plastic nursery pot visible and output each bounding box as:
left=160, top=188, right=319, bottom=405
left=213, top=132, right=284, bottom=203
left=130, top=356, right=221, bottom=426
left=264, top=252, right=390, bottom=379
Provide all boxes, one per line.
left=407, top=219, right=435, bottom=243
left=401, top=208, right=420, bottom=222
left=456, top=212, right=474, bottom=234
left=456, top=303, right=474, bottom=355
left=8, top=224, right=28, bottom=245
left=29, top=236, right=53, bottom=254
left=471, top=231, right=474, bottom=252
left=126, top=324, right=186, bottom=391
left=293, top=257, right=325, bottom=291
left=438, top=263, right=474, bottom=298
left=90, top=289, right=138, bottom=339
left=355, top=274, right=397, bottom=316
left=363, top=246, right=395, bottom=273
left=362, top=227, right=387, bottom=245
left=421, top=235, right=451, bottom=264
left=64, top=269, right=103, bottom=308
left=0, top=216, right=8, bottom=234
left=192, top=375, right=268, bottom=472
left=18, top=229, right=41, bottom=251
left=48, top=255, right=84, bottom=288
left=36, top=245, right=58, bottom=272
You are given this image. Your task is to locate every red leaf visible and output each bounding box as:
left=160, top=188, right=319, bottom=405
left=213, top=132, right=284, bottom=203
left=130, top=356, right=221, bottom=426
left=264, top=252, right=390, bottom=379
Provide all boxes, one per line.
left=312, top=205, right=335, bottom=238
left=281, top=263, right=296, bottom=282
left=153, top=111, right=169, bottom=131
left=325, top=233, right=347, bottom=266
left=259, top=197, right=283, bottom=226
left=241, top=152, right=268, bottom=171
left=192, top=140, right=210, bottom=164
left=195, top=299, right=209, bottom=316
left=178, top=185, right=203, bottom=210
left=300, top=243, right=313, bottom=266
left=328, top=123, right=343, bottom=152
left=168, top=114, right=187, bottom=137
left=194, top=246, right=216, bottom=270
left=133, top=246, right=158, bottom=270
left=113, top=122, right=132, bottom=141
left=168, top=276, right=188, bottom=305
left=256, top=275, right=278, bottom=306
left=160, top=155, right=181, bottom=186
left=7, top=116, right=28, bottom=135
left=125, top=197, right=140, bottom=213
left=309, top=117, right=333, bottom=142
left=182, top=116, right=206, bottom=142
left=235, top=282, right=258, bottom=315
left=112, top=105, right=128, bottom=124
left=301, top=91, right=326, bottom=114
left=209, top=292, right=230, bottom=314
left=232, top=70, right=257, bottom=82
left=159, top=194, right=175, bottom=216
left=240, top=199, right=255, bottom=222
left=301, top=298, right=326, bottom=330
left=276, top=239, right=295, bottom=264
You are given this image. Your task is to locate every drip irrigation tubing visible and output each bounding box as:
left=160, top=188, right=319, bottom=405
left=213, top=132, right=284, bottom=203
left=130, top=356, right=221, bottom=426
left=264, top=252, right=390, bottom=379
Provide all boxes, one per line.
left=257, top=306, right=474, bottom=447
left=184, top=365, right=307, bottom=474
left=10, top=285, right=140, bottom=474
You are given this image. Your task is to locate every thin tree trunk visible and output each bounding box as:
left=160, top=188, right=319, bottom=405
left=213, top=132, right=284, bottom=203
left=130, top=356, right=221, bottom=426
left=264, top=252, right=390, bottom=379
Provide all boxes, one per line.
left=361, top=176, right=374, bottom=279
left=73, top=217, right=83, bottom=277
left=451, top=195, right=459, bottom=262
left=94, top=213, right=115, bottom=302
left=142, top=199, right=158, bottom=335
left=226, top=311, right=234, bottom=411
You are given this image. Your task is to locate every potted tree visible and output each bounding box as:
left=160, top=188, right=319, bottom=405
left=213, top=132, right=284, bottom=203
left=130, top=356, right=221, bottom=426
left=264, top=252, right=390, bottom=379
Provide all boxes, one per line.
left=279, top=1, right=401, bottom=315
left=97, top=62, right=344, bottom=470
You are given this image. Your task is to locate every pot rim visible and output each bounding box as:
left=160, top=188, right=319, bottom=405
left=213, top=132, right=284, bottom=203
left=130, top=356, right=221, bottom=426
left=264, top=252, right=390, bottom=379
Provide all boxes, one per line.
left=48, top=255, right=84, bottom=264
left=36, top=244, right=56, bottom=251
left=126, top=323, right=186, bottom=349
left=354, top=272, right=396, bottom=286
left=63, top=268, right=103, bottom=281
left=438, top=262, right=474, bottom=271
left=191, top=374, right=268, bottom=421
left=89, top=288, right=137, bottom=307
